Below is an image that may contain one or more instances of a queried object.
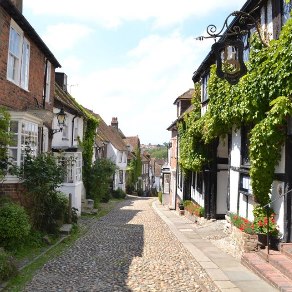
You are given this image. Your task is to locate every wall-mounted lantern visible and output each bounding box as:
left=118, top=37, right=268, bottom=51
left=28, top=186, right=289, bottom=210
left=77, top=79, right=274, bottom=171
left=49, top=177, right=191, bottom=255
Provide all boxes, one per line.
left=196, top=10, right=267, bottom=85
left=50, top=108, right=66, bottom=136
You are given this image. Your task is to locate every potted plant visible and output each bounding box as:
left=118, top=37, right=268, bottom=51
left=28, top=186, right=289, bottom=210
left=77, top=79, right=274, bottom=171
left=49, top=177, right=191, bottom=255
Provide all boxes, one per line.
left=253, top=206, right=280, bottom=249
left=178, top=201, right=184, bottom=210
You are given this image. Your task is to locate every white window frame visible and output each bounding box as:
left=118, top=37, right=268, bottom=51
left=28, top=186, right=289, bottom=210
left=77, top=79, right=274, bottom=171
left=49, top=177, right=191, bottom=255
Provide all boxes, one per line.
left=4, top=112, right=42, bottom=183
left=201, top=74, right=209, bottom=103
left=45, top=61, right=51, bottom=102
left=7, top=20, right=30, bottom=90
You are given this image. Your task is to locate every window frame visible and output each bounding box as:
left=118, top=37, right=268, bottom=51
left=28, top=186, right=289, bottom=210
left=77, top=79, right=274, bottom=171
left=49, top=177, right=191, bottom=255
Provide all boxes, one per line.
left=5, top=113, right=42, bottom=182
left=201, top=73, right=210, bottom=103
left=7, top=20, right=30, bottom=90
left=45, top=61, right=51, bottom=103
left=241, top=125, right=251, bottom=167
left=119, top=170, right=124, bottom=184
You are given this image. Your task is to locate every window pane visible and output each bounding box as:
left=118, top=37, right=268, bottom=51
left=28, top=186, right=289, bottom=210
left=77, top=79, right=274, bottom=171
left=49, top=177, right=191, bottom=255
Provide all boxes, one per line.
left=20, top=39, right=30, bottom=89
left=9, top=27, right=21, bottom=56
left=10, top=121, right=18, bottom=133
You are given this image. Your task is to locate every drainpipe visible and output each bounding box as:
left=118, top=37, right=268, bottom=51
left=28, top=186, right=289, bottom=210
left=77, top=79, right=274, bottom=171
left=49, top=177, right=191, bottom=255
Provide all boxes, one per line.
left=175, top=134, right=179, bottom=210
left=71, top=115, right=78, bottom=148
left=43, top=58, right=48, bottom=109
left=40, top=58, right=48, bottom=153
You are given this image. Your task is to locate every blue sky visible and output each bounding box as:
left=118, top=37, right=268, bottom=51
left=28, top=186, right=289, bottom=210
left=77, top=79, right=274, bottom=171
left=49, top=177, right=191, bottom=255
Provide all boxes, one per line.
left=23, top=0, right=246, bottom=144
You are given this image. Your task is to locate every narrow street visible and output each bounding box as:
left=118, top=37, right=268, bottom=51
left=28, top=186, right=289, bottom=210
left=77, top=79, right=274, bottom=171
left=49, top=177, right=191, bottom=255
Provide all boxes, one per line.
left=24, top=197, right=218, bottom=292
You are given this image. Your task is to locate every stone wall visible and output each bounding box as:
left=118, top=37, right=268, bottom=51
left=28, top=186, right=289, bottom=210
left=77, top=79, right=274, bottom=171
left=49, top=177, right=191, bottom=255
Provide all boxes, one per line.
left=228, top=223, right=258, bottom=253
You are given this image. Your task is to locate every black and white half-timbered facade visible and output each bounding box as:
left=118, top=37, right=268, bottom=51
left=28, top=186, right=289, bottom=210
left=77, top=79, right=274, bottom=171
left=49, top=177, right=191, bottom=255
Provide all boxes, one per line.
left=169, top=0, right=292, bottom=242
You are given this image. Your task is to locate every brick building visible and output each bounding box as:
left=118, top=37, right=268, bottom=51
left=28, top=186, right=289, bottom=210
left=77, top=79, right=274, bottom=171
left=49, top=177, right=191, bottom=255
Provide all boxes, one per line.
left=0, top=0, right=61, bottom=198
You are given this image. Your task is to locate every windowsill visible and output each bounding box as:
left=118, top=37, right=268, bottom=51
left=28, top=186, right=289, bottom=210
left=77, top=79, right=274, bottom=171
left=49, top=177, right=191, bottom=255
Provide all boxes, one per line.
left=239, top=191, right=253, bottom=197
left=6, top=78, right=29, bottom=92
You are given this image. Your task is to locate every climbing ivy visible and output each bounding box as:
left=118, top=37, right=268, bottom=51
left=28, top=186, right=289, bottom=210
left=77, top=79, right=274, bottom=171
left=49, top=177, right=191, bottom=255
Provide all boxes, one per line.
left=82, top=117, right=99, bottom=197
left=179, top=16, right=292, bottom=206
left=178, top=83, right=208, bottom=171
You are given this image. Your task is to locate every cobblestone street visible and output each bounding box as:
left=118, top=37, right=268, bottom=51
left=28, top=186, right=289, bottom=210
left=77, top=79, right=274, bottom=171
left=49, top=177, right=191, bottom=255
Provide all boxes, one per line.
left=24, top=196, right=218, bottom=292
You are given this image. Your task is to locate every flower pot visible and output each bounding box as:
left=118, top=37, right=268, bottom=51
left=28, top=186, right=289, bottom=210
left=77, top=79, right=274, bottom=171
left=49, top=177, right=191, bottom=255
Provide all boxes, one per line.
left=269, top=237, right=280, bottom=251
left=178, top=203, right=184, bottom=210
left=257, top=233, right=267, bottom=248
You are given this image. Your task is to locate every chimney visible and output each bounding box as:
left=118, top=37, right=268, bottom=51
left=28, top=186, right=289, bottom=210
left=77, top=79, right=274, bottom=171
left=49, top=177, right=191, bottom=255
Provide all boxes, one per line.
left=111, top=117, right=118, bottom=129
left=55, top=72, right=68, bottom=92
left=11, top=0, right=23, bottom=13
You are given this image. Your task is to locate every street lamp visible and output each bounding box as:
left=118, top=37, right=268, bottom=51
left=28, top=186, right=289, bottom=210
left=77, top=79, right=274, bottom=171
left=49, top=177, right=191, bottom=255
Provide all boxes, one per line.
left=50, top=108, right=66, bottom=135
left=196, top=10, right=267, bottom=84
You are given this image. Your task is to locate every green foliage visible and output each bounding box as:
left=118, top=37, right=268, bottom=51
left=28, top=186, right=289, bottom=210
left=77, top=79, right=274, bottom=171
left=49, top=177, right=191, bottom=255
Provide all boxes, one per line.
left=14, top=150, right=67, bottom=233
left=126, top=146, right=142, bottom=191
left=180, top=17, right=292, bottom=205
left=183, top=200, right=204, bottom=217
left=147, top=146, right=167, bottom=159
left=158, top=191, right=162, bottom=203
left=250, top=96, right=292, bottom=205
left=88, top=158, right=116, bottom=205
left=0, top=202, right=31, bottom=250
left=82, top=118, right=99, bottom=196
left=0, top=108, right=11, bottom=180
left=178, top=84, right=207, bottom=171
left=0, top=248, right=18, bottom=281
left=229, top=213, right=255, bottom=234
left=253, top=206, right=279, bottom=237
left=111, top=188, right=126, bottom=199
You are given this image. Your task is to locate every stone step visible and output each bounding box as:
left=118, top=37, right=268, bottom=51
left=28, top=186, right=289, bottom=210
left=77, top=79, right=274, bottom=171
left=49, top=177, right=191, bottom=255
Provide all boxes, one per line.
left=59, top=224, right=73, bottom=235
left=258, top=248, right=292, bottom=281
left=281, top=243, right=292, bottom=261
left=242, top=252, right=292, bottom=291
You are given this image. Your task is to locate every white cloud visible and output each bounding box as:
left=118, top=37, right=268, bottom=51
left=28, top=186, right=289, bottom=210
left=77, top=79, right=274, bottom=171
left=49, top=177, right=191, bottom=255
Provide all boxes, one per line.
left=68, top=32, right=213, bottom=143
left=42, top=23, right=93, bottom=53
left=25, top=0, right=247, bottom=29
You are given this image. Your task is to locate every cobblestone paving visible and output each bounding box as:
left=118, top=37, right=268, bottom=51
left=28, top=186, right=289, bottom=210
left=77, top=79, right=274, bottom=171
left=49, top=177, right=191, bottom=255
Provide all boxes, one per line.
left=24, top=196, right=219, bottom=292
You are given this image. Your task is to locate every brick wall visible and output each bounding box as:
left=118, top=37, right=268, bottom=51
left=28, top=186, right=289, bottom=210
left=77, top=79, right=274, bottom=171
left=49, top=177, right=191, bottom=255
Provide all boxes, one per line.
left=0, top=7, right=55, bottom=113
left=0, top=182, right=25, bottom=203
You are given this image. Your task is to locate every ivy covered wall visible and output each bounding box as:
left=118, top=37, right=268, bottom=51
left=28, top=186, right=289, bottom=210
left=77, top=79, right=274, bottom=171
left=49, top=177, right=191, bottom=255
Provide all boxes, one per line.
left=178, top=16, right=292, bottom=206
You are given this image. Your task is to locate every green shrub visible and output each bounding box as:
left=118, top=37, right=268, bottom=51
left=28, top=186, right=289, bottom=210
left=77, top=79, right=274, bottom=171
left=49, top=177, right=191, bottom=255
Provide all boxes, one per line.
left=111, top=188, right=126, bottom=199
left=158, top=192, right=162, bottom=203
left=0, top=203, right=31, bottom=249
left=13, top=150, right=67, bottom=234
left=183, top=200, right=204, bottom=217
left=88, top=158, right=116, bottom=205
left=0, top=248, right=17, bottom=281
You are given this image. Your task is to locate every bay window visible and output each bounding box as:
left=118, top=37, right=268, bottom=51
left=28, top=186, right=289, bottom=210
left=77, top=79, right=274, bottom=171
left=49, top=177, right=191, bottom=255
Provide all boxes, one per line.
left=7, top=113, right=42, bottom=168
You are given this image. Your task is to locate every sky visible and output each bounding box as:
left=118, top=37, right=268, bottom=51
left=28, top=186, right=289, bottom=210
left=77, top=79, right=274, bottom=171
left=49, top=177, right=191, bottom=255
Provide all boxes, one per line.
left=23, top=0, right=247, bottom=145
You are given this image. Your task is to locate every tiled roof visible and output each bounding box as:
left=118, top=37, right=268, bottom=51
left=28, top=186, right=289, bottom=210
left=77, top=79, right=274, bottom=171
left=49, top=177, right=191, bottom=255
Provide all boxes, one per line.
left=173, top=88, right=194, bottom=105
left=54, top=83, right=84, bottom=116
left=92, top=113, right=128, bottom=151
left=124, top=136, right=140, bottom=149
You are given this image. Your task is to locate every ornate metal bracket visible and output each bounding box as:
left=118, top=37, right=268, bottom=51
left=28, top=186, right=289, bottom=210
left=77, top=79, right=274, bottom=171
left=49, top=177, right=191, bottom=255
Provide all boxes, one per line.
left=196, top=10, right=268, bottom=47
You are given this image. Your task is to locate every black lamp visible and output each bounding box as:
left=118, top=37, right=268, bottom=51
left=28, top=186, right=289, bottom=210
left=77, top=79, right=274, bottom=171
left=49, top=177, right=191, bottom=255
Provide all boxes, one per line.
left=50, top=108, right=66, bottom=135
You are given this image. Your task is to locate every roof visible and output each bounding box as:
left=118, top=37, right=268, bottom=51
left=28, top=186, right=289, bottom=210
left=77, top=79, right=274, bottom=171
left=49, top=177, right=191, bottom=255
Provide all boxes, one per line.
left=54, top=83, right=84, bottom=116
left=173, top=88, right=194, bottom=105
left=124, top=136, right=140, bottom=150
left=167, top=103, right=194, bottom=131
left=0, top=0, right=61, bottom=68
left=93, top=113, right=128, bottom=151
